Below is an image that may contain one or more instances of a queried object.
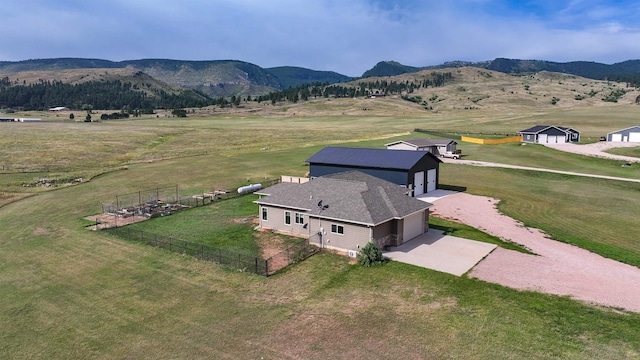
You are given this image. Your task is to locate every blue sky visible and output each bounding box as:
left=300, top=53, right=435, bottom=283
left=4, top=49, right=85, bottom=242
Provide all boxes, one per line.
left=2, top=0, right=639, bottom=76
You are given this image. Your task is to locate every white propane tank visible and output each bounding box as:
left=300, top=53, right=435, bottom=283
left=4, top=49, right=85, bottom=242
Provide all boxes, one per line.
left=237, top=183, right=262, bottom=194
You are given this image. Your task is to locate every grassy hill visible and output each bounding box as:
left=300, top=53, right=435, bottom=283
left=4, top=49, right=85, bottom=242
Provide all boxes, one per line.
left=2, top=62, right=638, bottom=115
left=265, top=66, right=352, bottom=88
left=0, top=58, right=354, bottom=98
left=360, top=57, right=640, bottom=82
left=245, top=67, right=639, bottom=119
left=0, top=68, right=211, bottom=110
left=361, top=60, right=422, bottom=78
left=1, top=68, right=181, bottom=94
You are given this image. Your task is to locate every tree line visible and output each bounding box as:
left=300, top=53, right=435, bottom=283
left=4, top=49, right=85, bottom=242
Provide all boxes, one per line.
left=0, top=78, right=212, bottom=111
left=254, top=72, right=453, bottom=104
left=0, top=71, right=454, bottom=111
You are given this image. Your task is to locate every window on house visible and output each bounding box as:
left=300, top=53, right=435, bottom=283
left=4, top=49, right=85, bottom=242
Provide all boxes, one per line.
left=262, top=207, right=268, bottom=221
left=331, top=224, right=344, bottom=235
left=295, top=213, right=304, bottom=224
left=284, top=211, right=291, bottom=225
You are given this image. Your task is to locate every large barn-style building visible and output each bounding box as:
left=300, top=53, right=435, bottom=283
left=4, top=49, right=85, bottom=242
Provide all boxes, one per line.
left=305, top=147, right=441, bottom=196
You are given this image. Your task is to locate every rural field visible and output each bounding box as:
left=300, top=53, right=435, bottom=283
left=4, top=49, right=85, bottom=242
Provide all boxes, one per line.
left=1, top=101, right=640, bottom=359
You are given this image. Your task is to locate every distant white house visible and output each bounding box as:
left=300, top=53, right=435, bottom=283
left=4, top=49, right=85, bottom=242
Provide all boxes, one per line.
left=17, top=118, right=41, bottom=122
left=385, top=138, right=458, bottom=156
left=519, top=125, right=580, bottom=144
left=606, top=126, right=640, bottom=142
left=49, top=106, right=69, bottom=111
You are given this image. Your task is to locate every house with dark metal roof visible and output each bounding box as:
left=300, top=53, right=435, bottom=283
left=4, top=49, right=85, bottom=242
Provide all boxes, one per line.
left=519, top=125, right=580, bottom=144
left=305, top=147, right=441, bottom=196
left=385, top=138, right=458, bottom=155
left=606, top=126, right=640, bottom=142
left=255, top=171, right=433, bottom=253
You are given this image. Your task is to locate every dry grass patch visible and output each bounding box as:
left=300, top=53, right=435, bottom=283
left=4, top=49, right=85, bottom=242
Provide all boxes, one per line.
left=0, top=192, right=32, bottom=208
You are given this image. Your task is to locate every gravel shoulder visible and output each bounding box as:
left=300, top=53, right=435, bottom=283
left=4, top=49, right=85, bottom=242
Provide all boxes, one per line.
left=431, top=192, right=640, bottom=312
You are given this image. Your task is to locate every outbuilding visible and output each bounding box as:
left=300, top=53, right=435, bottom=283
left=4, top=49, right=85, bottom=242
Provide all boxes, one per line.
left=385, top=138, right=458, bottom=156
left=519, top=125, right=580, bottom=144
left=306, top=146, right=441, bottom=196
left=606, top=126, right=640, bottom=142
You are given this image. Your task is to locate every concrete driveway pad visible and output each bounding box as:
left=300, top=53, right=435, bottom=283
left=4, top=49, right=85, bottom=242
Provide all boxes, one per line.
left=384, top=230, right=497, bottom=276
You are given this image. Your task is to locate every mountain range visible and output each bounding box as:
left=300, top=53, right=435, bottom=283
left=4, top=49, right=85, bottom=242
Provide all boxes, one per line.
left=364, top=58, right=640, bottom=81
left=1, top=57, right=640, bottom=101
left=0, top=58, right=352, bottom=98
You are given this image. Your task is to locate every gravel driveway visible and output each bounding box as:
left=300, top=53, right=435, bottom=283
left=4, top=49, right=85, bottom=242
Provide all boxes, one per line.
left=544, top=141, right=640, bottom=163
left=431, top=192, right=640, bottom=312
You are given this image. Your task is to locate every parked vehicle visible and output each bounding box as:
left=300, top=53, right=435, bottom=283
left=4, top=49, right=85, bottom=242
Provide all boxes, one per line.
left=441, top=151, right=461, bottom=159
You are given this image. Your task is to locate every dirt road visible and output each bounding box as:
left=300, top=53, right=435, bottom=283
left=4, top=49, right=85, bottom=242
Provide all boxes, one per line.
left=431, top=192, right=640, bottom=312
left=440, top=157, right=640, bottom=183
left=544, top=141, right=640, bottom=163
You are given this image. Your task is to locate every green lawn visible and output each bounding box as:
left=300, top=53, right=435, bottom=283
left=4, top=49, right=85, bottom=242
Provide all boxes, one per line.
left=429, top=217, right=533, bottom=254
left=123, top=195, right=262, bottom=256
left=2, top=110, right=640, bottom=358
left=605, top=146, right=640, bottom=158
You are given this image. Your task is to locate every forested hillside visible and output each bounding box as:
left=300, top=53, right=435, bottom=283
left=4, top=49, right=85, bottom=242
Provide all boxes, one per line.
left=361, top=58, right=640, bottom=86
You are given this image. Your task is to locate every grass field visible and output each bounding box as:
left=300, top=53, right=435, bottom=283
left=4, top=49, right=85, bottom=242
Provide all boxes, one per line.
left=2, top=106, right=640, bottom=359
left=606, top=146, right=640, bottom=157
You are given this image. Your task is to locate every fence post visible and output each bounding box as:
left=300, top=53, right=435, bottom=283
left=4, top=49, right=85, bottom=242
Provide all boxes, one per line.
left=219, top=248, right=222, bottom=264
left=265, top=259, right=269, bottom=276
left=255, top=257, right=258, bottom=275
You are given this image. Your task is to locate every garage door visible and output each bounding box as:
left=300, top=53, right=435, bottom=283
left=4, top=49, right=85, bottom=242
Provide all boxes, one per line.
left=413, top=171, right=424, bottom=196
left=630, top=132, right=640, bottom=142
left=538, top=134, right=547, bottom=143
left=427, top=169, right=437, bottom=192
left=403, top=212, right=424, bottom=242
left=545, top=135, right=564, bottom=143
left=556, top=135, right=566, bottom=143
left=611, top=133, right=622, bottom=142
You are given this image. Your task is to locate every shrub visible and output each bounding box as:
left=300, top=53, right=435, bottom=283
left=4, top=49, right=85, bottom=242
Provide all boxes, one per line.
left=358, top=242, right=387, bottom=267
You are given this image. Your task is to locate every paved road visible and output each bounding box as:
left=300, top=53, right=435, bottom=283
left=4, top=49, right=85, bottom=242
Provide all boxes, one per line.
left=440, top=157, right=640, bottom=183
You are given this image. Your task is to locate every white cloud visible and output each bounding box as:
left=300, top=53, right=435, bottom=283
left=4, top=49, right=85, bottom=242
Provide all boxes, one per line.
left=1, top=0, right=639, bottom=75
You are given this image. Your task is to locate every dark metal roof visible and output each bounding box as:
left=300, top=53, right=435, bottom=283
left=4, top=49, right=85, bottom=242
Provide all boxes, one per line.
left=255, top=171, right=432, bottom=225
left=519, top=125, right=552, bottom=134
left=607, top=126, right=640, bottom=135
left=556, top=126, right=580, bottom=134
left=520, top=125, right=580, bottom=134
left=305, top=146, right=439, bottom=170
